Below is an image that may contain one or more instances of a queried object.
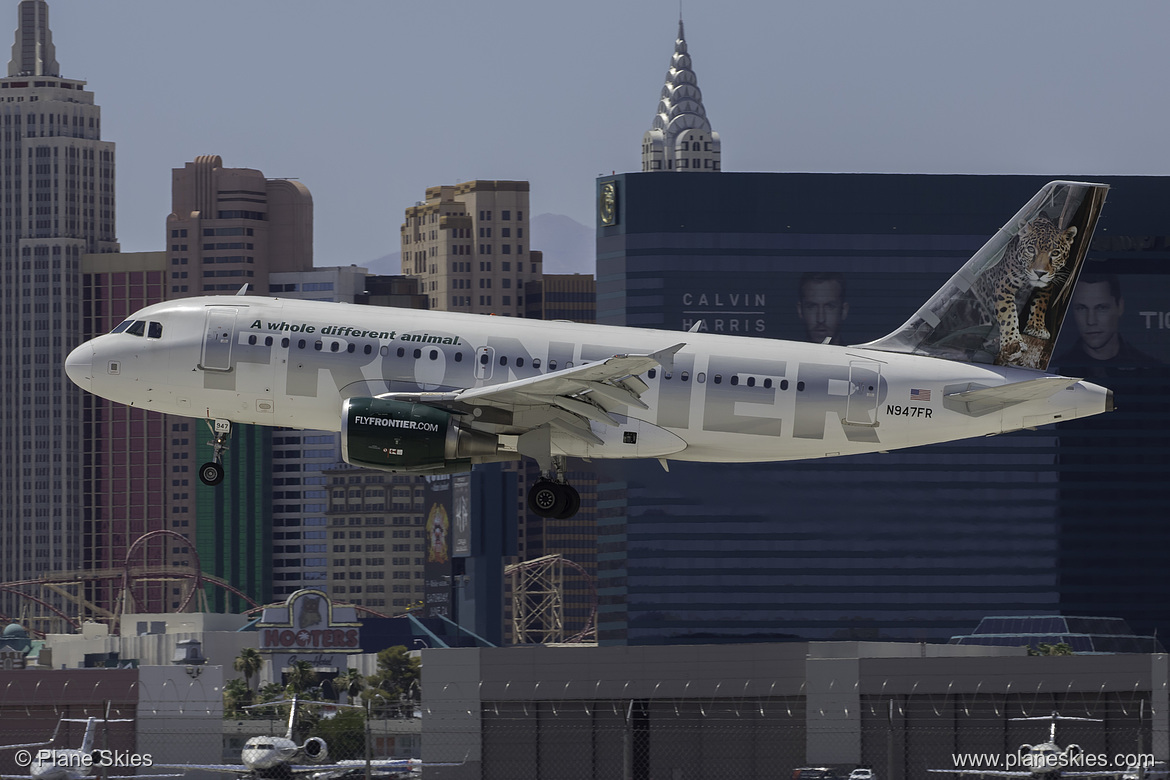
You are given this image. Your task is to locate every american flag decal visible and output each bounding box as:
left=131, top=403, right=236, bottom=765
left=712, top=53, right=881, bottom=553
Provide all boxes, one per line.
left=910, top=388, right=931, bottom=402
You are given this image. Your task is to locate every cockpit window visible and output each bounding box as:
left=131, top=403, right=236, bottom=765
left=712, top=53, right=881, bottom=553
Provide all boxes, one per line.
left=148, top=321, right=163, bottom=339
left=111, top=320, right=135, bottom=334
left=126, top=320, right=146, bottom=337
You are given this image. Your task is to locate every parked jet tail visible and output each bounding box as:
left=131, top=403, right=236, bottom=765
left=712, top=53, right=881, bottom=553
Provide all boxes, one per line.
left=859, top=180, right=1108, bottom=371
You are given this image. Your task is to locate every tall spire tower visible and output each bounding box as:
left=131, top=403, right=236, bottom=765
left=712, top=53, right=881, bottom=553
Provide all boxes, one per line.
left=0, top=0, right=117, bottom=629
left=641, top=18, right=721, bottom=172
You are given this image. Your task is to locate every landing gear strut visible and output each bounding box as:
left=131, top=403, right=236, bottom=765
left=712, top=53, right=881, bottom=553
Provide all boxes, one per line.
left=527, top=455, right=580, bottom=519
left=199, top=419, right=231, bottom=487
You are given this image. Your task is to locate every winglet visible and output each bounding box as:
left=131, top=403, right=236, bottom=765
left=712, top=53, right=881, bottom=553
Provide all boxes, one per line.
left=236, top=284, right=249, bottom=296
left=649, top=343, right=685, bottom=375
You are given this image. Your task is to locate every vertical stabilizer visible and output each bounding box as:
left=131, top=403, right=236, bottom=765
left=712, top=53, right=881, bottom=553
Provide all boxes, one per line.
left=285, top=695, right=299, bottom=741
left=79, top=717, right=96, bottom=755
left=859, top=181, right=1108, bottom=371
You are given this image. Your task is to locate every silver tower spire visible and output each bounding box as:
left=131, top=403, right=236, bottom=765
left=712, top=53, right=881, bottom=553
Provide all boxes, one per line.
left=8, top=0, right=59, bottom=77
left=641, top=17, right=721, bottom=172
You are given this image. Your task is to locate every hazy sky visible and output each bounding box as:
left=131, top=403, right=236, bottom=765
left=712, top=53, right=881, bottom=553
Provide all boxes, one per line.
left=35, top=0, right=1170, bottom=266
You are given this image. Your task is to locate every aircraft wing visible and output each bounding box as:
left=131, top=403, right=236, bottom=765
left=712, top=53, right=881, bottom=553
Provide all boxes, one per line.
left=376, top=343, right=684, bottom=445
left=153, top=763, right=250, bottom=775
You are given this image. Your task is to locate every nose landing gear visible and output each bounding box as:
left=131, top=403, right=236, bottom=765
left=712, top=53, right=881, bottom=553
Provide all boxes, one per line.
left=199, top=419, right=232, bottom=487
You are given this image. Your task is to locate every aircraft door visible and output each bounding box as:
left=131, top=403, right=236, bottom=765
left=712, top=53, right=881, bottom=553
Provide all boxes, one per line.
left=845, top=359, right=881, bottom=426
left=474, top=346, right=494, bottom=381
left=202, top=307, right=238, bottom=371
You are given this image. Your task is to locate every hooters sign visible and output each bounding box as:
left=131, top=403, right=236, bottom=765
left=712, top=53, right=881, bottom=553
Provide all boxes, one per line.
left=256, top=588, right=362, bottom=655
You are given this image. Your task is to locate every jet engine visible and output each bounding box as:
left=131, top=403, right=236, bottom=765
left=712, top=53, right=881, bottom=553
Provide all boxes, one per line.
left=301, top=736, right=328, bottom=763
left=341, top=397, right=498, bottom=472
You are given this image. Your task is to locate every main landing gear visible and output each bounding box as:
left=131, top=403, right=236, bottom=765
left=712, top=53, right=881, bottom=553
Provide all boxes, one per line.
left=527, top=455, right=580, bottom=519
left=199, top=419, right=232, bottom=487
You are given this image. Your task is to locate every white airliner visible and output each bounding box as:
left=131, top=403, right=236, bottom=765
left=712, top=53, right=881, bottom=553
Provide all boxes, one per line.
left=0, top=717, right=178, bottom=780
left=65, top=181, right=1113, bottom=519
left=155, top=697, right=420, bottom=778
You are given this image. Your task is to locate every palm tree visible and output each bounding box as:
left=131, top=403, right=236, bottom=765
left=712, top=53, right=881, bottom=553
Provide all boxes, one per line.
left=286, top=659, right=318, bottom=695
left=337, top=668, right=364, bottom=705
left=234, top=647, right=264, bottom=692
left=223, top=678, right=251, bottom=716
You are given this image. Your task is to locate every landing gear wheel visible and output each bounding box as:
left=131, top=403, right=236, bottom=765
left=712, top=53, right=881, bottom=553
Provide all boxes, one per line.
left=528, top=479, right=568, bottom=518
left=199, top=461, right=224, bottom=487
left=201, top=419, right=232, bottom=487
left=554, top=484, right=580, bottom=520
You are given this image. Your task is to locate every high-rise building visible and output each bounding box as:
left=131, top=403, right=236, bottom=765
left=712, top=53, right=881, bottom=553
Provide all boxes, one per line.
left=400, top=180, right=541, bottom=315
left=640, top=19, right=720, bottom=173
left=267, top=265, right=370, bottom=599
left=167, top=155, right=312, bottom=296
left=80, top=251, right=196, bottom=616
left=0, top=0, right=117, bottom=628
left=595, top=171, right=1170, bottom=645
left=166, top=154, right=314, bottom=612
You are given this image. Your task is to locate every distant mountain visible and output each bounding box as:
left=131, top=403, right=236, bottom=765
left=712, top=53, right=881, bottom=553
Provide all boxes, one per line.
left=362, top=252, right=400, bottom=276
left=358, top=212, right=594, bottom=278
left=531, top=213, right=594, bottom=276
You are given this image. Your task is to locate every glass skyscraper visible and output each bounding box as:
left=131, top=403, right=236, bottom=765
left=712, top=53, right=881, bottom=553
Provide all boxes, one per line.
left=595, top=172, right=1170, bottom=645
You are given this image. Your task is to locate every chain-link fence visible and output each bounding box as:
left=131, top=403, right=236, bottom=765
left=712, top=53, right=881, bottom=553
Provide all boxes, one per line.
left=0, top=674, right=1165, bottom=779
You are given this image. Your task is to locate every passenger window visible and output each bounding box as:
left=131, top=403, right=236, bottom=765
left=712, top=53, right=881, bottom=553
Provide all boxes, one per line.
left=247, top=335, right=257, bottom=346
left=330, top=342, right=339, bottom=353
left=314, top=340, right=323, bottom=351
left=500, top=355, right=508, bottom=366
left=281, top=337, right=290, bottom=348
left=297, top=339, right=306, bottom=349
left=397, top=347, right=405, bottom=358
left=648, top=368, right=657, bottom=379
left=797, top=381, right=806, bottom=392
left=763, top=378, right=772, bottom=389
left=265, top=337, right=273, bottom=347
left=430, top=350, right=438, bottom=360
left=780, top=379, right=789, bottom=391
left=412, top=348, right=421, bottom=359
left=713, top=374, right=722, bottom=384
left=548, top=360, right=557, bottom=370
left=681, top=371, right=689, bottom=382
left=697, top=372, right=706, bottom=383
left=532, top=358, right=541, bottom=369
left=746, top=377, right=755, bottom=388
left=127, top=320, right=146, bottom=337
left=480, top=353, right=489, bottom=365
left=516, top=357, right=524, bottom=368
left=454, top=352, right=463, bottom=363
left=148, top=322, right=163, bottom=339
left=730, top=375, right=739, bottom=386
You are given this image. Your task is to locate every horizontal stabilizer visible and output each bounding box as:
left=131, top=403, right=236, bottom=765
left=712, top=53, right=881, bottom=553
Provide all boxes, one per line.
left=943, top=376, right=1081, bottom=417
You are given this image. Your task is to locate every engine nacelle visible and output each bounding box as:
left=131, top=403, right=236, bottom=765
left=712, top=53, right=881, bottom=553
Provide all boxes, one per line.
left=341, top=397, right=498, bottom=472
left=301, top=736, right=328, bottom=764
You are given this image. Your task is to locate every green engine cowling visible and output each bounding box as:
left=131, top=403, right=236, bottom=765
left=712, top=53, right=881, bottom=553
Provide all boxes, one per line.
left=341, top=397, right=498, bottom=472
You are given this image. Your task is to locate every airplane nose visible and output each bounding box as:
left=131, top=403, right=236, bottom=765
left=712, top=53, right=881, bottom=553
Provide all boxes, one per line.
left=65, top=342, right=93, bottom=390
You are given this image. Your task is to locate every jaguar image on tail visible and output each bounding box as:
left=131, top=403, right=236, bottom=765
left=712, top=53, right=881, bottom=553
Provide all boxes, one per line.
left=863, top=180, right=1106, bottom=371
left=977, top=212, right=1078, bottom=367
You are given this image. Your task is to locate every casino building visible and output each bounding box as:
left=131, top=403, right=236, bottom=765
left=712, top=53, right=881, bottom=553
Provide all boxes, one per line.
left=594, top=171, right=1170, bottom=646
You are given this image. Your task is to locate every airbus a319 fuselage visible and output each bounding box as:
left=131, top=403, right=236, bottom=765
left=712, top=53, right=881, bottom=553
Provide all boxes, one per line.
left=64, top=181, right=1114, bottom=519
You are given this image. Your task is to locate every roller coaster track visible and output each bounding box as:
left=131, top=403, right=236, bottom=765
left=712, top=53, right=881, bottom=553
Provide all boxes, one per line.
left=0, top=530, right=259, bottom=635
